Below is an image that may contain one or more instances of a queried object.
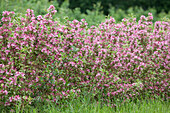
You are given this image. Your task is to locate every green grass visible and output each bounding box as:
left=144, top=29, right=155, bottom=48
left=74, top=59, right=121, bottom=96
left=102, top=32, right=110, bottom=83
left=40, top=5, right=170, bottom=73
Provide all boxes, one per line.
left=1, top=95, right=169, bottom=113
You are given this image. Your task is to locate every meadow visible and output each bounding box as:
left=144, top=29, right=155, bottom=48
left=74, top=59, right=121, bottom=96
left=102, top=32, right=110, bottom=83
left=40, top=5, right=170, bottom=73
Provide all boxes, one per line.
left=0, top=5, right=169, bottom=113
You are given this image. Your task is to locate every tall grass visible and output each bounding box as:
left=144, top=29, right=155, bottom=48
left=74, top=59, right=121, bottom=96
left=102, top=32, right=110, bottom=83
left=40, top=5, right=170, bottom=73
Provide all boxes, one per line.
left=1, top=94, right=169, bottom=113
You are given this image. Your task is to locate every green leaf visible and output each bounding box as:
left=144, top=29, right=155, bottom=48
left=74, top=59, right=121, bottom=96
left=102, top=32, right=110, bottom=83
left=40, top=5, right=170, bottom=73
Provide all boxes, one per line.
left=71, top=45, right=79, bottom=52
left=74, top=57, right=79, bottom=62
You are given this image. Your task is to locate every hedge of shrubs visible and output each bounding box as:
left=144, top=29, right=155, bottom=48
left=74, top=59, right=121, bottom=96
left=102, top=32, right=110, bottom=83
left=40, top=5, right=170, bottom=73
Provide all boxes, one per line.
left=0, top=5, right=169, bottom=110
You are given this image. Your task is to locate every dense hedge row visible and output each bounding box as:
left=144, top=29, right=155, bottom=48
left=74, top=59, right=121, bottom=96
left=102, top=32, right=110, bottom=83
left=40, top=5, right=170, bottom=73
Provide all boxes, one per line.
left=0, top=6, right=169, bottom=111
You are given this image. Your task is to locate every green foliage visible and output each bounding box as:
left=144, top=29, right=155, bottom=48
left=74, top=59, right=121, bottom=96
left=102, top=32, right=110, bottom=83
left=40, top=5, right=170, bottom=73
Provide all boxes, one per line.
left=0, top=0, right=169, bottom=26
left=1, top=97, right=169, bottom=113
left=68, top=0, right=170, bottom=15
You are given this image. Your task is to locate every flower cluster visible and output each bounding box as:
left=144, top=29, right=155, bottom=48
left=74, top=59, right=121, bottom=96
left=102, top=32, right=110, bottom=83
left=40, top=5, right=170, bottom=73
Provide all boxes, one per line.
left=0, top=5, right=169, bottom=107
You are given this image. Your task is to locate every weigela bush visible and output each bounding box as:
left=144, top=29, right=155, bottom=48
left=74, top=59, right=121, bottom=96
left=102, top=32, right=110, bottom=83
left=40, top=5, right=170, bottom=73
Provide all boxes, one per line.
left=0, top=6, right=169, bottom=108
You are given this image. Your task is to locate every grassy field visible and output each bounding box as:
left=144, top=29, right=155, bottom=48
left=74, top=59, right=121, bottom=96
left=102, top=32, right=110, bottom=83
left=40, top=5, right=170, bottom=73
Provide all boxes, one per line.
left=1, top=95, right=169, bottom=113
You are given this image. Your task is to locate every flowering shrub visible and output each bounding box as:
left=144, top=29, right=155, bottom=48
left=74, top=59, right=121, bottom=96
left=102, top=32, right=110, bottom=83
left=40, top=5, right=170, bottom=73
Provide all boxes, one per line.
left=0, top=5, right=169, bottom=109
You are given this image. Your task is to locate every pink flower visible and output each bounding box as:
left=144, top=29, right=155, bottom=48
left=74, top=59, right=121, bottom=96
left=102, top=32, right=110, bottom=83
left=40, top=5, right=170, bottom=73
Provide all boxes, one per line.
left=148, top=13, right=152, bottom=16
left=104, top=84, right=109, bottom=87
left=149, top=16, right=153, bottom=20
left=5, top=102, right=10, bottom=106
left=14, top=95, right=21, bottom=101
left=71, top=89, right=75, bottom=93
left=96, top=73, right=101, bottom=77
left=77, top=89, right=81, bottom=92
left=69, top=62, right=75, bottom=66
left=48, top=5, right=55, bottom=11
left=3, top=90, right=8, bottom=95
left=62, top=91, right=67, bottom=96
left=9, top=96, right=13, bottom=102
left=58, top=78, right=64, bottom=81
left=81, top=19, right=85, bottom=22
